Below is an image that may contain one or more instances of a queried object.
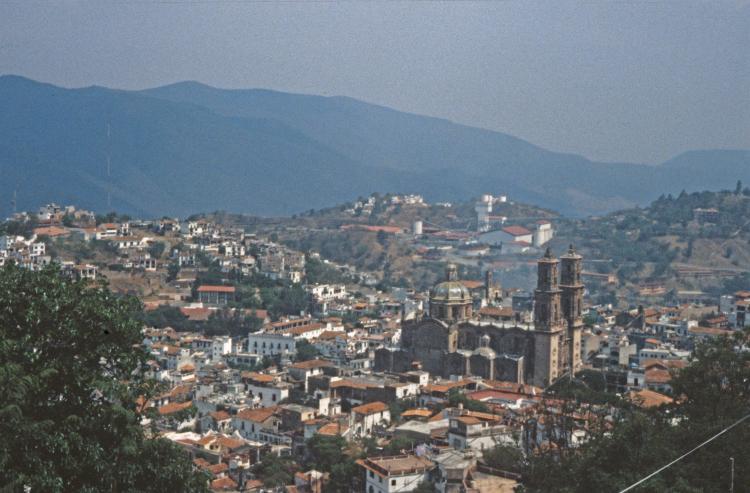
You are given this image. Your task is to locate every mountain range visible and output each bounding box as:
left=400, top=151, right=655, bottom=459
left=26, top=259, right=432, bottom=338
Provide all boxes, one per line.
left=1, top=74, right=748, bottom=218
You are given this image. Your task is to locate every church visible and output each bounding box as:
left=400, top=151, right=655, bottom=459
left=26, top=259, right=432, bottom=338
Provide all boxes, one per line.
left=375, top=247, right=584, bottom=388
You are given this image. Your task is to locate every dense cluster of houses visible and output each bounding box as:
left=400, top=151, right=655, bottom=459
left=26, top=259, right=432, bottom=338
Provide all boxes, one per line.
left=3, top=202, right=748, bottom=492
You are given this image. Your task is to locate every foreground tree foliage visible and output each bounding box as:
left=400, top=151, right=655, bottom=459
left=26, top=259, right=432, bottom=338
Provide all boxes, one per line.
left=252, top=452, right=297, bottom=488
left=0, top=264, right=209, bottom=492
left=522, top=329, right=750, bottom=493
left=305, top=435, right=359, bottom=492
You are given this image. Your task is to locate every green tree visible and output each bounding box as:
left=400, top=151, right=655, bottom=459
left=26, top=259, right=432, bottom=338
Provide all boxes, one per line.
left=201, top=309, right=263, bottom=339
left=304, top=257, right=350, bottom=284
left=253, top=452, right=297, bottom=488
left=148, top=241, right=166, bottom=259
left=306, top=435, right=358, bottom=492
left=166, top=261, right=181, bottom=282
left=447, top=388, right=489, bottom=412
left=482, top=444, right=524, bottom=473
left=0, top=263, right=209, bottom=492
left=522, top=329, right=750, bottom=492
left=142, top=305, right=190, bottom=330
left=413, top=481, right=435, bottom=493
left=263, top=284, right=308, bottom=318
left=294, top=339, right=320, bottom=362
left=382, top=436, right=415, bottom=456
left=61, top=214, right=75, bottom=227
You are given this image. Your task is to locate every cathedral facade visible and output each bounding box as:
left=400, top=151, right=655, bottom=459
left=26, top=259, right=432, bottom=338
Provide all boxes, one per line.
left=375, top=248, right=584, bottom=388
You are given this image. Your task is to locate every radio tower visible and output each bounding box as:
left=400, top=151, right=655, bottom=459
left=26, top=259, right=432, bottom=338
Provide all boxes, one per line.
left=106, top=122, right=112, bottom=209
left=11, top=189, right=17, bottom=215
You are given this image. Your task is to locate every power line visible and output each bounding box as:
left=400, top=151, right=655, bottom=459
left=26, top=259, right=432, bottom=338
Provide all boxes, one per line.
left=618, top=412, right=750, bottom=493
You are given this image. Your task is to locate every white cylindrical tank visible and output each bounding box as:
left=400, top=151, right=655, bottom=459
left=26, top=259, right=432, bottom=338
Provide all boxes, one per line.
left=481, top=194, right=493, bottom=203
left=413, top=221, right=423, bottom=235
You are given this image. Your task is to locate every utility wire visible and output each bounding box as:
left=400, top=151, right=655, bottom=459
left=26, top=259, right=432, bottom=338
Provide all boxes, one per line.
left=618, top=412, right=750, bottom=493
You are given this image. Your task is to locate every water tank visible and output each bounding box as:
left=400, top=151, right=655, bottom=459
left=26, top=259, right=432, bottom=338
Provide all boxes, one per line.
left=413, top=221, right=423, bottom=235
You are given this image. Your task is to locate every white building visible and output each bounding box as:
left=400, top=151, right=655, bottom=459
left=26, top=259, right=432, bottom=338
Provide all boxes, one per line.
left=720, top=292, right=750, bottom=329
left=358, top=455, right=435, bottom=493
left=246, top=382, right=290, bottom=408
left=211, top=336, right=233, bottom=360
left=232, top=407, right=291, bottom=446
left=350, top=401, right=391, bottom=437
left=475, top=197, right=492, bottom=232
left=247, top=332, right=296, bottom=358
left=308, top=284, right=348, bottom=302
left=447, top=416, right=516, bottom=452
left=532, top=221, right=554, bottom=247
left=0, top=235, right=23, bottom=251
left=478, top=225, right=533, bottom=247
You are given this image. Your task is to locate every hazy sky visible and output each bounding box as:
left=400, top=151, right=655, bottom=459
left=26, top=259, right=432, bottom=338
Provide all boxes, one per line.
left=1, top=1, right=748, bottom=163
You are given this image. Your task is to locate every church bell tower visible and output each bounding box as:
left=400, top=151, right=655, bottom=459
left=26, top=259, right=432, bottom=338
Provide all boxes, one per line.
left=534, top=248, right=563, bottom=332
left=532, top=248, right=564, bottom=386
left=560, top=245, right=584, bottom=373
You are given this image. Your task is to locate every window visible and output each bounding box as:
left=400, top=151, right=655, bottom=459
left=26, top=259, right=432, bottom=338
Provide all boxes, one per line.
left=391, top=479, right=396, bottom=486
left=272, top=394, right=277, bottom=402
left=369, top=471, right=374, bottom=479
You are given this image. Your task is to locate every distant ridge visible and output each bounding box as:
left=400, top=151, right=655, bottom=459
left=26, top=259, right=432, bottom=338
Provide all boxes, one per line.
left=1, top=75, right=748, bottom=218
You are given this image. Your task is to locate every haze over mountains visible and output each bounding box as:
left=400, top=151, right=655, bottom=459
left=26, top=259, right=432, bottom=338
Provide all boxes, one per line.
left=1, top=75, right=748, bottom=218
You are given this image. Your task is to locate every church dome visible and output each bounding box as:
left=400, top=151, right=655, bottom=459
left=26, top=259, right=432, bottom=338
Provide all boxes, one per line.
left=430, top=263, right=471, bottom=302
left=429, top=263, right=473, bottom=321
left=430, top=281, right=471, bottom=302
left=473, top=346, right=496, bottom=359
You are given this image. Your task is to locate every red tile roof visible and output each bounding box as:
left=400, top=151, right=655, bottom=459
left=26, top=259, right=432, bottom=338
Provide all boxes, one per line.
left=289, top=359, right=332, bottom=370
left=236, top=406, right=279, bottom=423
left=158, top=400, right=193, bottom=415
left=317, top=422, right=349, bottom=436
left=33, top=226, right=69, bottom=237
left=352, top=401, right=388, bottom=415
left=340, top=224, right=403, bottom=234
left=629, top=389, right=673, bottom=408
left=180, top=307, right=213, bottom=321
left=401, top=409, right=433, bottom=419
left=502, top=225, right=532, bottom=236
left=479, top=306, right=514, bottom=318
left=209, top=411, right=231, bottom=421
left=460, top=280, right=485, bottom=289
left=197, top=285, right=236, bottom=293
left=211, top=476, right=238, bottom=491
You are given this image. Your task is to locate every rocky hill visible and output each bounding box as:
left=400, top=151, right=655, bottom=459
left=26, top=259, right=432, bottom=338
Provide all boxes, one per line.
left=551, top=187, right=750, bottom=304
